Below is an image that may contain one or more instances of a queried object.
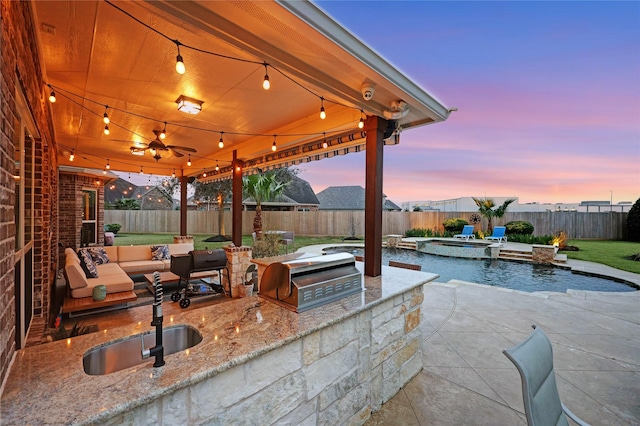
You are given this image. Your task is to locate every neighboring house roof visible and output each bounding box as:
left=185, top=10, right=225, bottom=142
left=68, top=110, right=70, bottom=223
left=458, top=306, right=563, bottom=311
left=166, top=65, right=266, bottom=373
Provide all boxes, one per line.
left=317, top=186, right=400, bottom=211
left=104, top=178, right=139, bottom=203
left=243, top=175, right=320, bottom=208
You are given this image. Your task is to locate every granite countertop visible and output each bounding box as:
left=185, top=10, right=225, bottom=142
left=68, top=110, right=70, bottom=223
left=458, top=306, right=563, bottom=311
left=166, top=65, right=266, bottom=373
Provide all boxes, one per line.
left=1, top=264, right=438, bottom=425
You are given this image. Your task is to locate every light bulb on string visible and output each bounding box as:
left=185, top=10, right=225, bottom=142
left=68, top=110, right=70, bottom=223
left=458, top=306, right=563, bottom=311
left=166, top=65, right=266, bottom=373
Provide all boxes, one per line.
left=103, top=168, right=107, bottom=175
left=175, top=43, right=185, bottom=75
left=322, top=132, right=328, bottom=149
left=202, top=169, right=207, bottom=178
left=48, top=88, right=56, bottom=103
left=358, top=110, right=365, bottom=129
left=187, top=154, right=191, bottom=167
left=319, top=97, right=326, bottom=119
left=69, top=150, right=75, bottom=162
left=262, top=63, right=270, bottom=90
left=160, top=122, right=167, bottom=140
left=106, top=159, right=110, bottom=170
left=215, top=161, right=219, bottom=172
left=104, top=124, right=110, bottom=135
left=103, top=106, right=110, bottom=124
left=218, top=132, right=224, bottom=149
left=139, top=166, right=144, bottom=175
left=272, top=135, right=277, bottom=152
left=172, top=169, right=176, bottom=178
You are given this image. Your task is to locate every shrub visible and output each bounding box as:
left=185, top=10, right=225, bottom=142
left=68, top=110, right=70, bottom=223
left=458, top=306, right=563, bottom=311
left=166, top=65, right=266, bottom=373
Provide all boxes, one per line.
left=505, top=221, right=534, bottom=235
left=404, top=228, right=447, bottom=238
left=627, top=197, right=640, bottom=242
left=105, top=223, right=122, bottom=234
left=507, top=234, right=553, bottom=245
left=251, top=233, right=282, bottom=258
left=442, top=218, right=468, bottom=234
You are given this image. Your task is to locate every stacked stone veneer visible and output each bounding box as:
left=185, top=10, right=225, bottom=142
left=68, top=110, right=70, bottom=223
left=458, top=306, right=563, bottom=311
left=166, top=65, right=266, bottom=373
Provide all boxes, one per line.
left=532, top=245, right=556, bottom=265
left=104, top=286, right=424, bottom=425
left=224, top=245, right=253, bottom=297
left=1, top=0, right=58, bottom=385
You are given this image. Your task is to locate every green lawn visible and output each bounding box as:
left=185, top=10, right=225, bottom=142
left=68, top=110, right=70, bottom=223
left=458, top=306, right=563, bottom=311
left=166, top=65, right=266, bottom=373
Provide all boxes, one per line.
left=566, top=240, right=640, bottom=274
left=112, top=234, right=640, bottom=275
left=113, top=233, right=346, bottom=252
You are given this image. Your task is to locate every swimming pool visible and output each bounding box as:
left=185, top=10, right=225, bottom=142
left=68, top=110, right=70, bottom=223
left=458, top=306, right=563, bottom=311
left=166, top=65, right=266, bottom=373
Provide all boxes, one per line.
left=323, top=247, right=637, bottom=293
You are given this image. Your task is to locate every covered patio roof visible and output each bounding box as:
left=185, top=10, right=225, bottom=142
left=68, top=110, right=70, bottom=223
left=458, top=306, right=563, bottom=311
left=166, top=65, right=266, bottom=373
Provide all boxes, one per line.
left=34, top=0, right=451, bottom=179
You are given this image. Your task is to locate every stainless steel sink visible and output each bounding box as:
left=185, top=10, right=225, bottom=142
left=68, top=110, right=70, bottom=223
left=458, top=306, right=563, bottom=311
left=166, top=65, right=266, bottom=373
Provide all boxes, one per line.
left=83, top=324, right=203, bottom=375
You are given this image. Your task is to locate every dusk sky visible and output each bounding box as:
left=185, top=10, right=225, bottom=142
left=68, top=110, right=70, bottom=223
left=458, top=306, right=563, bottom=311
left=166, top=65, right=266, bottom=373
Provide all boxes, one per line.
left=298, top=1, right=640, bottom=205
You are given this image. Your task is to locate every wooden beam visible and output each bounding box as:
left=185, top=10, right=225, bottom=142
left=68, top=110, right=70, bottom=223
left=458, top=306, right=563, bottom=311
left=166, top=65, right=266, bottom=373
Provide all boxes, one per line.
left=232, top=150, right=243, bottom=247
left=364, top=115, right=388, bottom=277
left=180, top=173, right=188, bottom=236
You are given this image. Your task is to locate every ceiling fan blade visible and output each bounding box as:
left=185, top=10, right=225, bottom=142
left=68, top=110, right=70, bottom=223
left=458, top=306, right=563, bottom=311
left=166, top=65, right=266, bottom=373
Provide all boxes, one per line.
left=148, top=140, right=166, bottom=150
left=169, top=148, right=184, bottom=157
left=167, top=145, right=197, bottom=153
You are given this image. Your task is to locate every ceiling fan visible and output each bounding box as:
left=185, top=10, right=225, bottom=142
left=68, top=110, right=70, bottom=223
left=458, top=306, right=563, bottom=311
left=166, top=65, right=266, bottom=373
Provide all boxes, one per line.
left=130, top=130, right=197, bottom=161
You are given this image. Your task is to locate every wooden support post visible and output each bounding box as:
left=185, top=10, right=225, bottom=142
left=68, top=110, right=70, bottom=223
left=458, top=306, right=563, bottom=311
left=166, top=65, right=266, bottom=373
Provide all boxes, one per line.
left=180, top=173, right=188, bottom=236
left=364, top=115, right=388, bottom=277
left=232, top=150, right=243, bottom=247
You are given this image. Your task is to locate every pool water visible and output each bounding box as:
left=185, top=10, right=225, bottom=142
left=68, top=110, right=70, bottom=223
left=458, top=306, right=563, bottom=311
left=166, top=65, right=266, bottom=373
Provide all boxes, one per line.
left=325, top=247, right=636, bottom=293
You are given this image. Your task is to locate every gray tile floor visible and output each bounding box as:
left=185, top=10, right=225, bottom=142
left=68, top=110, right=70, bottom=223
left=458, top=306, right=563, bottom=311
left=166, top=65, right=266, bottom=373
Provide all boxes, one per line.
left=367, top=280, right=640, bottom=425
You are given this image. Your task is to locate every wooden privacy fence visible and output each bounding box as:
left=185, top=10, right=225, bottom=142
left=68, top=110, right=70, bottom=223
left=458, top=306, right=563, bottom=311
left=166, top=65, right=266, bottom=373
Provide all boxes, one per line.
left=105, top=210, right=629, bottom=240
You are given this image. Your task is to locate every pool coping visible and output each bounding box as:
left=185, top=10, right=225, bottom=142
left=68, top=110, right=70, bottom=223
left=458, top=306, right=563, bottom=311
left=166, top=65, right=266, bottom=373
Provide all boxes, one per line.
left=298, top=242, right=640, bottom=291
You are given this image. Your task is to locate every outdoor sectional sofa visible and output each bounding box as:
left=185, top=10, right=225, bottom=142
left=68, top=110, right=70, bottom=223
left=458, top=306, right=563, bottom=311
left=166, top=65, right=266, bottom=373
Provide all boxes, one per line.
left=62, top=243, right=194, bottom=314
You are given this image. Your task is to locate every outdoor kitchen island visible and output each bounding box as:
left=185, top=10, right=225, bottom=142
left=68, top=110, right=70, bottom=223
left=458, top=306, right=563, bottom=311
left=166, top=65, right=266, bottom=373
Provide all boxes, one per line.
left=1, top=263, right=437, bottom=425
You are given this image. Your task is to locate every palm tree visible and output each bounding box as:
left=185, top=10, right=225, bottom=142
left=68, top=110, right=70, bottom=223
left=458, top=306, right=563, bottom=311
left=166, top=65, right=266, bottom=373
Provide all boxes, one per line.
left=472, top=197, right=516, bottom=233
left=243, top=171, right=288, bottom=235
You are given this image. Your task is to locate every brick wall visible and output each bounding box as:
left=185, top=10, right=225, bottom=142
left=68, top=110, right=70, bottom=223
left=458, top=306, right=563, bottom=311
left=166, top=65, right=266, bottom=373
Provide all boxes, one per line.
left=59, top=173, right=105, bottom=252
left=0, top=0, right=58, bottom=385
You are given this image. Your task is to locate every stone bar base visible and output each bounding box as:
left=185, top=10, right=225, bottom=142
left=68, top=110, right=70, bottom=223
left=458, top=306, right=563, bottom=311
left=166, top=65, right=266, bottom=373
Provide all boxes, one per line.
left=224, top=245, right=253, bottom=297
left=105, top=286, right=424, bottom=425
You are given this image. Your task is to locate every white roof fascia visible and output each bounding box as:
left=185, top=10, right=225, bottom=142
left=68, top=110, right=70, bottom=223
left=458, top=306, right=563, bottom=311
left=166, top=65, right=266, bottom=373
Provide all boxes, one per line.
left=277, top=1, right=451, bottom=122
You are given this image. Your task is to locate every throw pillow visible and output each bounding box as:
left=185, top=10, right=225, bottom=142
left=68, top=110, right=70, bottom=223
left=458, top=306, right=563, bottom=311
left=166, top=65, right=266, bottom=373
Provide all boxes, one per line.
left=78, top=249, right=99, bottom=279
left=151, top=245, right=170, bottom=261
left=87, top=247, right=109, bottom=265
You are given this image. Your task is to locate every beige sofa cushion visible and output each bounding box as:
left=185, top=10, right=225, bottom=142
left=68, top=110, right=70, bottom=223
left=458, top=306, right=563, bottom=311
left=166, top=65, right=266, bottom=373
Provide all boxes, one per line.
left=168, top=243, right=194, bottom=256
left=96, top=263, right=127, bottom=276
left=65, top=248, right=80, bottom=264
left=118, top=245, right=152, bottom=262
left=118, top=260, right=165, bottom=275
left=71, top=273, right=134, bottom=298
left=103, top=246, right=118, bottom=262
left=65, top=260, right=88, bottom=289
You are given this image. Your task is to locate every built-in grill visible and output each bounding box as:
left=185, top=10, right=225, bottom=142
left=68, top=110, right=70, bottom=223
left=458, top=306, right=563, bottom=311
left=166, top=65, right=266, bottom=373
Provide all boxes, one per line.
left=260, top=253, right=362, bottom=312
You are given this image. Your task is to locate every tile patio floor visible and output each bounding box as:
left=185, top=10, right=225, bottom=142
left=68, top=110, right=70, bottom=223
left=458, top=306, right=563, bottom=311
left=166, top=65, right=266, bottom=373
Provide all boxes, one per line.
left=366, top=280, right=640, bottom=425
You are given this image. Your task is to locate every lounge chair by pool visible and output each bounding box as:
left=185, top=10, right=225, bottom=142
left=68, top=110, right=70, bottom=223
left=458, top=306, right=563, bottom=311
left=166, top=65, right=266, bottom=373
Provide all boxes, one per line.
left=453, top=225, right=475, bottom=241
left=485, top=226, right=507, bottom=242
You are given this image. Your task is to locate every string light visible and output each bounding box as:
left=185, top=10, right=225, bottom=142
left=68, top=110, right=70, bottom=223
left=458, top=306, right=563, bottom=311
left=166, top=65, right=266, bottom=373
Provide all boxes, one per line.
left=103, top=124, right=110, bottom=135
left=48, top=87, right=56, bottom=103
left=322, top=132, right=328, bottom=149
left=218, top=132, right=224, bottom=149
left=160, top=122, right=167, bottom=140
left=106, top=159, right=110, bottom=170
left=319, top=97, right=326, bottom=120
left=139, top=166, right=144, bottom=175
left=187, top=154, right=191, bottom=167
left=262, top=63, right=270, bottom=90
left=175, top=42, right=185, bottom=74
left=215, top=161, right=219, bottom=171
left=272, top=135, right=277, bottom=152
left=358, top=110, right=365, bottom=129
left=69, top=150, right=74, bottom=161
left=103, top=106, right=110, bottom=124
left=202, top=169, right=207, bottom=178
left=103, top=168, right=107, bottom=174
left=172, top=169, right=176, bottom=178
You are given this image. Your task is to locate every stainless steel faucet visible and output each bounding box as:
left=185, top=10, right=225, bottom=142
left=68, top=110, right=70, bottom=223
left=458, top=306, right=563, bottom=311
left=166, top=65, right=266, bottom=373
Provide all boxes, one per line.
left=141, top=271, right=165, bottom=367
